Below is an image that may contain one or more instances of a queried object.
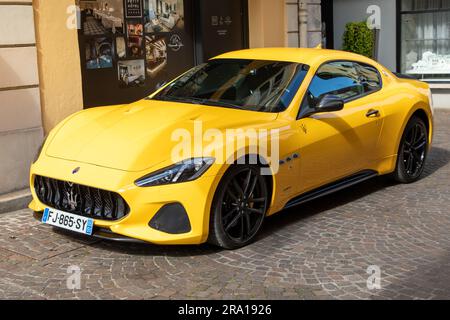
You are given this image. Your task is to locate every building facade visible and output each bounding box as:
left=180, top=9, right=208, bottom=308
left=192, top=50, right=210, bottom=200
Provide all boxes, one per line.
left=328, top=0, right=450, bottom=108
left=0, top=0, right=43, bottom=197
left=0, top=0, right=323, bottom=198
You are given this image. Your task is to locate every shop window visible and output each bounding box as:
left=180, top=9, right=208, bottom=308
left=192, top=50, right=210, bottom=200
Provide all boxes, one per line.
left=77, top=0, right=195, bottom=107
left=400, top=0, right=450, bottom=81
left=76, top=0, right=249, bottom=107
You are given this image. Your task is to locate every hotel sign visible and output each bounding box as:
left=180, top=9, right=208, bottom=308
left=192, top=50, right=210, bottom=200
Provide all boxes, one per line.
left=125, top=0, right=143, bottom=18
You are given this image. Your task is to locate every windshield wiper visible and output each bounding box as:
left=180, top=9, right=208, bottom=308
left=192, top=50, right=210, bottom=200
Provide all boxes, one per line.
left=201, top=100, right=246, bottom=110
left=156, top=96, right=246, bottom=110
left=155, top=96, right=206, bottom=105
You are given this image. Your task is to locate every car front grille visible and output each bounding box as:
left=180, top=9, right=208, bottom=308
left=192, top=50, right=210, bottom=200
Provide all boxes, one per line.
left=34, top=175, right=130, bottom=221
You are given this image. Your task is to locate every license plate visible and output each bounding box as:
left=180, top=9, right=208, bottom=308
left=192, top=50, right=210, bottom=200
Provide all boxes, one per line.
left=42, top=208, right=94, bottom=236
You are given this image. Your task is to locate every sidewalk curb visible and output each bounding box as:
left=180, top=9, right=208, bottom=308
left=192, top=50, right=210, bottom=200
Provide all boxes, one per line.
left=0, top=189, right=31, bottom=214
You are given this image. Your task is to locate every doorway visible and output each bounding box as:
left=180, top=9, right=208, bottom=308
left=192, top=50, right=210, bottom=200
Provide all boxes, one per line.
left=321, top=0, right=334, bottom=49
left=195, top=0, right=249, bottom=63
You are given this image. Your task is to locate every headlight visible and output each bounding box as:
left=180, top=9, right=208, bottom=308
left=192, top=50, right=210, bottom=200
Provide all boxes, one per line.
left=33, top=135, right=48, bottom=164
left=135, top=158, right=215, bottom=187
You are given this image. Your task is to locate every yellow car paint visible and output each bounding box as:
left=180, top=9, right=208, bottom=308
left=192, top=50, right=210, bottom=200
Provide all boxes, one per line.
left=29, top=48, right=434, bottom=245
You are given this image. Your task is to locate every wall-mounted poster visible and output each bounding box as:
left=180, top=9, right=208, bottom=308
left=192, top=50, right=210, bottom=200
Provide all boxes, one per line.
left=128, top=36, right=144, bottom=57
left=80, top=0, right=125, bottom=35
left=85, top=37, right=113, bottom=69
left=144, top=0, right=185, bottom=33
left=146, top=35, right=167, bottom=77
left=118, top=59, right=146, bottom=87
left=78, top=0, right=196, bottom=107
left=125, top=0, right=143, bottom=18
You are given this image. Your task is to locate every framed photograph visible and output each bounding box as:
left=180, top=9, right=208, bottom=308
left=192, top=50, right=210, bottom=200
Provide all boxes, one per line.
left=118, top=59, right=146, bottom=88
left=80, top=1, right=124, bottom=36
left=116, top=36, right=126, bottom=59
left=85, top=37, right=113, bottom=69
left=127, top=21, right=144, bottom=36
left=146, top=35, right=167, bottom=77
left=144, top=0, right=184, bottom=33
left=127, top=36, right=144, bottom=58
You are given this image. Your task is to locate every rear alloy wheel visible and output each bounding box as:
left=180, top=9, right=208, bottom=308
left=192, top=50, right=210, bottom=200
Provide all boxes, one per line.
left=208, top=165, right=269, bottom=249
left=393, top=116, right=429, bottom=183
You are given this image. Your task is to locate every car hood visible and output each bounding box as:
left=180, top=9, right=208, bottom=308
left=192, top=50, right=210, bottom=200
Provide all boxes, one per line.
left=46, top=99, right=278, bottom=172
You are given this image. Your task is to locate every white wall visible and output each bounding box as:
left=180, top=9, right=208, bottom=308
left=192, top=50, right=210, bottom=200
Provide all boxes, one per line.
left=333, top=0, right=397, bottom=71
left=0, top=1, right=43, bottom=194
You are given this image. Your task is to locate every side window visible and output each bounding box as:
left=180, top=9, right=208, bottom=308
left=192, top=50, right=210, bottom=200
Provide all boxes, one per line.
left=354, top=62, right=382, bottom=94
left=298, top=61, right=383, bottom=118
left=301, top=61, right=364, bottom=112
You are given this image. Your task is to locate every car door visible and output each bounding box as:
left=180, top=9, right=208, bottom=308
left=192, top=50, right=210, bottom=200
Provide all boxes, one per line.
left=294, top=60, right=384, bottom=194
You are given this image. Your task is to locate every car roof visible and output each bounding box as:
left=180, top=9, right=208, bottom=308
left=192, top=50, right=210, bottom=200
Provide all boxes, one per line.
left=214, top=48, right=381, bottom=69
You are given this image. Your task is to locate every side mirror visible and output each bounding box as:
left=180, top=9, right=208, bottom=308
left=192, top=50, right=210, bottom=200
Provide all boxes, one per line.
left=315, top=95, right=344, bottom=113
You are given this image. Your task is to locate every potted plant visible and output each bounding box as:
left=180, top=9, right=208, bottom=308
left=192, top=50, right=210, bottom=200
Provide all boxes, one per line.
left=342, top=21, right=375, bottom=59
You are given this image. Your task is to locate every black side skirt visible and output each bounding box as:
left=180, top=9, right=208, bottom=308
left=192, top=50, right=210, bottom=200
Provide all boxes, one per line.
left=284, top=170, right=378, bottom=210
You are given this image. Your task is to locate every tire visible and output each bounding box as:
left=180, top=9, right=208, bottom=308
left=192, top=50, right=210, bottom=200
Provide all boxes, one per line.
left=208, top=165, right=269, bottom=249
left=392, top=116, right=429, bottom=184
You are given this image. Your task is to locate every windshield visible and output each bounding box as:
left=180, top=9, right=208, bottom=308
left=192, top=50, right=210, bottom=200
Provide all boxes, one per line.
left=152, top=59, right=309, bottom=113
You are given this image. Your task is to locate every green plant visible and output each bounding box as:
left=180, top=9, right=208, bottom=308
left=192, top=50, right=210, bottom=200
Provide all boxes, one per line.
left=342, top=21, right=374, bottom=58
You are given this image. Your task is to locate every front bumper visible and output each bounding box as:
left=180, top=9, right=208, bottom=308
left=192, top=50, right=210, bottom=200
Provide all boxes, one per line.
left=29, top=156, right=222, bottom=245
left=32, top=211, right=145, bottom=243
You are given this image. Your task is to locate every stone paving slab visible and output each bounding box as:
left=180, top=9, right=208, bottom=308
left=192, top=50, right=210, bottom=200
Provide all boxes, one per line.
left=0, top=221, right=98, bottom=261
left=0, top=110, right=449, bottom=300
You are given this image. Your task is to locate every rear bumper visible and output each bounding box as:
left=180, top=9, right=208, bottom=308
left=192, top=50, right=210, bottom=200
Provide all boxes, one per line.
left=29, top=156, right=222, bottom=245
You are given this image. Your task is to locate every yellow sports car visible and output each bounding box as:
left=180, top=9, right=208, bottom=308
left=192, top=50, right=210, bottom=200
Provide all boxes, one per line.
left=30, top=48, right=434, bottom=249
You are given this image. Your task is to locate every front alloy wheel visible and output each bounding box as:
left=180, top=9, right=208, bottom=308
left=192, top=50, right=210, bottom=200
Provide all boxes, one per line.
left=394, top=116, right=429, bottom=183
left=208, top=165, right=269, bottom=249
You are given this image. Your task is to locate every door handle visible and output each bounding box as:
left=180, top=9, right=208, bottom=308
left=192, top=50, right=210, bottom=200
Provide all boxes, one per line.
left=366, top=109, right=380, bottom=118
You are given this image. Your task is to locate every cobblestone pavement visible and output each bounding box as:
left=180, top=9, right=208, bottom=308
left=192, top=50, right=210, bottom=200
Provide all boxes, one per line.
left=0, top=110, right=449, bottom=300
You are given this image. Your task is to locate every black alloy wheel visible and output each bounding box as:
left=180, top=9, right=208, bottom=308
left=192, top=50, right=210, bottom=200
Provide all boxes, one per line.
left=393, top=116, right=429, bottom=183
left=208, top=165, right=269, bottom=249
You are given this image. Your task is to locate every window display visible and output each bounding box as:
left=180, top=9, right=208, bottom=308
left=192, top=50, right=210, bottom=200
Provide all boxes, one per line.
left=77, top=0, right=194, bottom=107
left=400, top=0, right=450, bottom=80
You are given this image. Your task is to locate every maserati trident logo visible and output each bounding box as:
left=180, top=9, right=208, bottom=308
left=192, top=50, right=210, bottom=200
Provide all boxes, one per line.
left=66, top=182, right=78, bottom=211
left=168, top=34, right=184, bottom=52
